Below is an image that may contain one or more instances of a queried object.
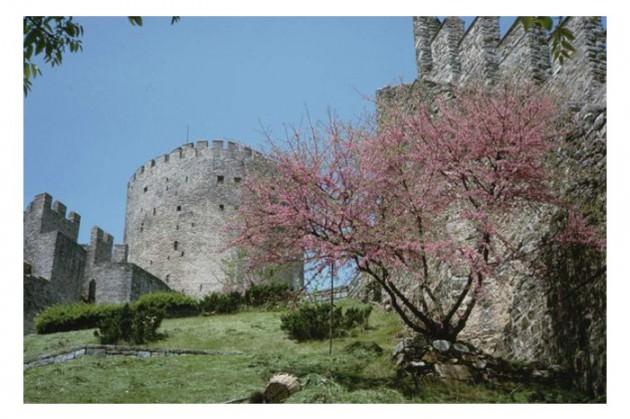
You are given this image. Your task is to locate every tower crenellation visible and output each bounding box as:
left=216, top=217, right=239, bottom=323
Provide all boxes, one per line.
left=128, top=139, right=263, bottom=186
left=409, top=16, right=606, bottom=105
left=88, top=226, right=114, bottom=266
left=377, top=16, right=607, bottom=399
left=123, top=138, right=278, bottom=297
left=25, top=192, right=81, bottom=242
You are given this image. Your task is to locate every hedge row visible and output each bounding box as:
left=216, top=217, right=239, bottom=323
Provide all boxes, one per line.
left=34, top=303, right=122, bottom=334
left=133, top=292, right=199, bottom=318
left=35, top=283, right=292, bottom=334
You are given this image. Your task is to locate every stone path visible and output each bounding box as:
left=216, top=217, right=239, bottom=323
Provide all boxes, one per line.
left=24, top=344, right=243, bottom=369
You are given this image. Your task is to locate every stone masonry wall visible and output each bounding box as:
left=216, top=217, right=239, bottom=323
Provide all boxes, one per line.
left=84, top=225, right=171, bottom=304
left=24, top=194, right=172, bottom=332
left=412, top=16, right=606, bottom=105
left=23, top=194, right=86, bottom=304
left=124, top=139, right=303, bottom=298
left=24, top=193, right=84, bottom=282
left=376, top=16, right=606, bottom=398
left=24, top=268, right=56, bottom=333
left=91, top=262, right=170, bottom=304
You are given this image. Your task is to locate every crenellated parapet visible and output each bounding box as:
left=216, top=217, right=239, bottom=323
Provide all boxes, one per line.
left=24, top=192, right=81, bottom=241
left=377, top=16, right=607, bottom=399
left=122, top=137, right=303, bottom=298
left=128, top=139, right=263, bottom=187
left=87, top=226, right=114, bottom=266
left=412, top=16, right=606, bottom=105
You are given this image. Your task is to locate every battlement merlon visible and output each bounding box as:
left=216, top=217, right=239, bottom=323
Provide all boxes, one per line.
left=413, top=17, right=441, bottom=76
left=25, top=193, right=81, bottom=241
left=128, top=139, right=265, bottom=185
left=427, top=17, right=465, bottom=84
left=88, top=225, right=114, bottom=265
left=414, top=16, right=606, bottom=92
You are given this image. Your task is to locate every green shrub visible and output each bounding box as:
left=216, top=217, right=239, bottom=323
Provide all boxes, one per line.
left=344, top=306, right=373, bottom=330
left=34, top=303, right=122, bottom=334
left=244, top=282, right=291, bottom=307
left=95, top=304, right=131, bottom=344
left=132, top=291, right=199, bottom=318
left=280, top=303, right=373, bottom=342
left=200, top=291, right=242, bottom=314
left=130, top=305, right=164, bottom=344
left=95, top=303, right=165, bottom=345
left=280, top=303, right=344, bottom=342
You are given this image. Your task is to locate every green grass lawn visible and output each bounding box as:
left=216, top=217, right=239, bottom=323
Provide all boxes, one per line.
left=23, top=300, right=586, bottom=403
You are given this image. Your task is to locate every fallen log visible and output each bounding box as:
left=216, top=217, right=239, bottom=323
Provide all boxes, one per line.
left=262, top=373, right=301, bottom=403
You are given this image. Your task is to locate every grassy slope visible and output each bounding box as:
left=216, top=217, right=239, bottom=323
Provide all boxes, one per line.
left=23, top=300, right=585, bottom=403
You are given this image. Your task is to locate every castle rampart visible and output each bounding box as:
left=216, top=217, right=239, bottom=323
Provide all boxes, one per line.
left=24, top=194, right=171, bottom=332
left=376, top=16, right=606, bottom=398
left=23, top=193, right=85, bottom=298
left=83, top=225, right=170, bottom=304
left=123, top=139, right=280, bottom=298
left=410, top=16, right=606, bottom=106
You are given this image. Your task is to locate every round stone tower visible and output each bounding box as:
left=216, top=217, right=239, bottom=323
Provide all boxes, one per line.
left=124, top=139, right=282, bottom=297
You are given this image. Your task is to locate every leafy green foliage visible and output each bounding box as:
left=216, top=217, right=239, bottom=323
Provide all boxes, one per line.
left=519, top=16, right=577, bottom=65
left=95, top=304, right=132, bottom=344
left=35, top=292, right=196, bottom=334
left=131, top=305, right=165, bottom=343
left=23, top=16, right=84, bottom=95
left=23, top=16, right=180, bottom=95
left=343, top=306, right=373, bottom=330
left=133, top=292, right=200, bottom=318
left=280, top=303, right=372, bottom=342
left=94, top=303, right=165, bottom=345
left=199, top=291, right=243, bottom=314
left=244, top=282, right=291, bottom=307
left=34, top=302, right=121, bottom=334
left=127, top=16, right=143, bottom=26
left=280, top=303, right=344, bottom=342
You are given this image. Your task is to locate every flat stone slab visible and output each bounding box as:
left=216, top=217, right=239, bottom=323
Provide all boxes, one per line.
left=24, top=344, right=243, bottom=369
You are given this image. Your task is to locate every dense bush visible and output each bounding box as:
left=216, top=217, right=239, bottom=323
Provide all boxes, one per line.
left=280, top=303, right=344, bottom=341
left=34, top=303, right=122, bottom=334
left=244, top=282, right=291, bottom=307
left=199, top=291, right=242, bottom=314
left=34, top=284, right=295, bottom=335
left=95, top=303, right=165, bottom=344
left=133, top=292, right=199, bottom=318
left=344, top=306, right=373, bottom=330
left=280, top=303, right=373, bottom=342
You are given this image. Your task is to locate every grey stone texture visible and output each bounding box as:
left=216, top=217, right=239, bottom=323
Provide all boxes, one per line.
left=23, top=194, right=171, bottom=333
left=411, top=16, right=606, bottom=104
left=24, top=344, right=243, bottom=369
left=377, top=16, right=606, bottom=398
left=124, top=139, right=303, bottom=298
left=24, top=142, right=304, bottom=330
left=24, top=193, right=85, bottom=304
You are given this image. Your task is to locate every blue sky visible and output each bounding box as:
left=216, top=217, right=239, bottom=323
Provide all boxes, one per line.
left=25, top=16, right=524, bottom=244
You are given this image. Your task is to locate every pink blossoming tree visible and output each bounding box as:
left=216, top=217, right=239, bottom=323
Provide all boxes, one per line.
left=230, top=84, right=603, bottom=341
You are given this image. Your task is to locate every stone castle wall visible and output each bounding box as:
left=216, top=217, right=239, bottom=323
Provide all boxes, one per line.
left=412, top=16, right=606, bottom=105
left=377, top=16, right=606, bottom=398
left=23, top=194, right=171, bottom=333
left=124, top=140, right=285, bottom=297
left=85, top=226, right=170, bottom=304
left=24, top=193, right=86, bottom=304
